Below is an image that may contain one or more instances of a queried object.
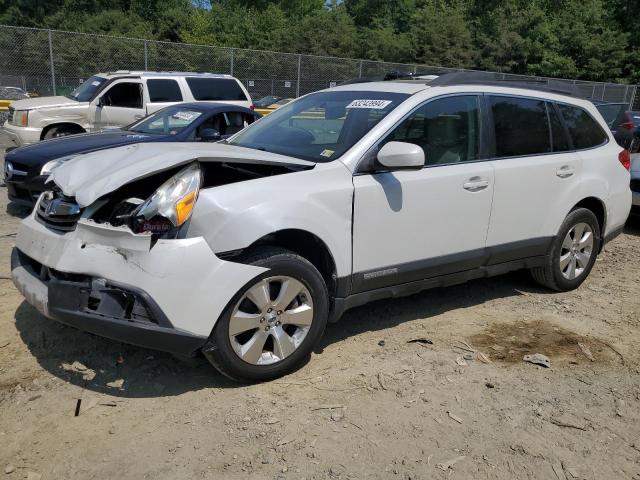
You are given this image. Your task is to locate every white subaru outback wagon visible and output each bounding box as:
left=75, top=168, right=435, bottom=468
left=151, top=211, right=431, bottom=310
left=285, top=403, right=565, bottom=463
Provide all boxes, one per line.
left=11, top=73, right=632, bottom=382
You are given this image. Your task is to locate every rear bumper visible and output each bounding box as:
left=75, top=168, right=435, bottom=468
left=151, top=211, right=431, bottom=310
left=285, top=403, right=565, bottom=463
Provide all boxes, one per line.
left=1, top=124, right=42, bottom=146
left=11, top=248, right=207, bottom=355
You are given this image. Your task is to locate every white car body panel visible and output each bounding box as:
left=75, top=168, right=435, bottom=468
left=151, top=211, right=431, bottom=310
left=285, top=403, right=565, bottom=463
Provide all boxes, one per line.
left=352, top=162, right=494, bottom=275
left=190, top=161, right=354, bottom=278
left=486, top=151, right=583, bottom=247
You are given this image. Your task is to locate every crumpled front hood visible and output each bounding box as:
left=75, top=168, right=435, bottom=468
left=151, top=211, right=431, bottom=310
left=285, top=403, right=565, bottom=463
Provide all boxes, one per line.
left=49, top=142, right=315, bottom=207
left=11, top=96, right=86, bottom=110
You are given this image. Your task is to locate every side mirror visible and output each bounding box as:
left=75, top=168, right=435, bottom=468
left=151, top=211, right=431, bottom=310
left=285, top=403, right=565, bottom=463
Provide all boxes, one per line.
left=377, top=141, right=425, bottom=170
left=97, top=96, right=105, bottom=107
left=200, top=128, right=221, bottom=142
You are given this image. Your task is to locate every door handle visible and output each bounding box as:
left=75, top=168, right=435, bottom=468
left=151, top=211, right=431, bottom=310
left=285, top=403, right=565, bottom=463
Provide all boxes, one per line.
left=556, top=165, right=575, bottom=178
left=463, top=177, right=489, bottom=192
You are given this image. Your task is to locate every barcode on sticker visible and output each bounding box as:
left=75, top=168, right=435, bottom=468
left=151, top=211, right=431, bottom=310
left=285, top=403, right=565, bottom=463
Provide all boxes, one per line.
left=346, top=99, right=392, bottom=109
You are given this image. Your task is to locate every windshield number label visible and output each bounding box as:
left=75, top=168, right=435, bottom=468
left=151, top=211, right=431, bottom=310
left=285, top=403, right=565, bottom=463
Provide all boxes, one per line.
left=172, top=111, right=198, bottom=121
left=346, top=99, right=392, bottom=109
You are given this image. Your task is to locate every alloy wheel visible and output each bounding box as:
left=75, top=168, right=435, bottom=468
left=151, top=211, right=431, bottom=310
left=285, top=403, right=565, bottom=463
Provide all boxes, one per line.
left=228, top=276, right=313, bottom=365
left=559, top=222, right=594, bottom=280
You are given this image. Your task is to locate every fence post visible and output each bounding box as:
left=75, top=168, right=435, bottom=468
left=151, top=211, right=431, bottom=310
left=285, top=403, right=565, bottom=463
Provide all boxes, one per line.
left=359, top=60, right=363, bottom=78
left=601, top=84, right=606, bottom=101
left=48, top=30, right=56, bottom=96
left=144, top=41, right=148, bottom=70
left=296, top=54, right=301, bottom=97
left=230, top=48, right=234, bottom=76
left=631, top=86, right=639, bottom=110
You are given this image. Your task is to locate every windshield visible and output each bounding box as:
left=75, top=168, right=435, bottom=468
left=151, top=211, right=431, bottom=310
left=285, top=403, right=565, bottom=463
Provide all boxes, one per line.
left=228, top=91, right=409, bottom=162
left=67, top=75, right=107, bottom=102
left=128, top=105, right=203, bottom=134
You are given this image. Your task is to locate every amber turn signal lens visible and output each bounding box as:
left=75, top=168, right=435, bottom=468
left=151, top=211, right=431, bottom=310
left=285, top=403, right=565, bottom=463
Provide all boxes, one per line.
left=175, top=191, right=197, bottom=226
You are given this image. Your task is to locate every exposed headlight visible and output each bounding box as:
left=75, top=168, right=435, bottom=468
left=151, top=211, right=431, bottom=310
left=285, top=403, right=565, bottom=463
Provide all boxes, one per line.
left=132, top=163, right=201, bottom=237
left=13, top=110, right=28, bottom=127
left=40, top=154, right=77, bottom=176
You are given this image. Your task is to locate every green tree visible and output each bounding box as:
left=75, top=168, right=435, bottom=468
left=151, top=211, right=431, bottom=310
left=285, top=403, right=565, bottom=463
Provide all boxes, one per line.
left=409, top=0, right=474, bottom=68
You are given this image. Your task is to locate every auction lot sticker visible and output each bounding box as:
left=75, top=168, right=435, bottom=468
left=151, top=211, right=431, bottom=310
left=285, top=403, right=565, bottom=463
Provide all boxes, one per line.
left=346, top=99, right=392, bottom=109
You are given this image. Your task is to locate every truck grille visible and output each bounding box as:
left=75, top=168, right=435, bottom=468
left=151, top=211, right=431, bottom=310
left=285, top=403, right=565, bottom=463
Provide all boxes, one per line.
left=35, top=190, right=82, bottom=233
left=7, top=106, right=14, bottom=124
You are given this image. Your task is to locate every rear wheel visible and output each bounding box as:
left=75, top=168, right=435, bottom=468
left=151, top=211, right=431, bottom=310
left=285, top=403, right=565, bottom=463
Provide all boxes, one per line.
left=203, top=247, right=328, bottom=383
left=531, top=208, right=601, bottom=291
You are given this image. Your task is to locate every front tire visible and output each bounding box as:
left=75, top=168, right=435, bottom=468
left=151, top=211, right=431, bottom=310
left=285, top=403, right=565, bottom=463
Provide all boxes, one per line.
left=203, top=247, right=329, bottom=383
left=42, top=125, right=81, bottom=140
left=531, top=208, right=601, bottom=291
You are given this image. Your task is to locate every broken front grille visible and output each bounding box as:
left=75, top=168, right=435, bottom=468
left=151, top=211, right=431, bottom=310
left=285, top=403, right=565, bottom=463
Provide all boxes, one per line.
left=35, top=190, right=82, bottom=233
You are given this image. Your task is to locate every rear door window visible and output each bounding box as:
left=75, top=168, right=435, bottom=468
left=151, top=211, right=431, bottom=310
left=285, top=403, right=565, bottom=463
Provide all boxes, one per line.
left=147, top=79, right=183, bottom=102
left=558, top=104, right=608, bottom=149
left=490, top=96, right=550, bottom=157
left=185, top=78, right=248, bottom=101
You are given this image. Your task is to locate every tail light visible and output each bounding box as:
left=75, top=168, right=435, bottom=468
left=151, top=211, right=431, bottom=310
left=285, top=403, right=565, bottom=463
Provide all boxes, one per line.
left=618, top=149, right=631, bottom=170
left=621, top=112, right=635, bottom=130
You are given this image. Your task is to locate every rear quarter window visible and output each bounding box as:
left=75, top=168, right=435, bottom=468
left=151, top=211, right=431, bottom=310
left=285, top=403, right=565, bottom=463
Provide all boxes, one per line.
left=186, top=78, right=248, bottom=101
left=147, top=79, right=183, bottom=102
left=558, top=104, right=608, bottom=149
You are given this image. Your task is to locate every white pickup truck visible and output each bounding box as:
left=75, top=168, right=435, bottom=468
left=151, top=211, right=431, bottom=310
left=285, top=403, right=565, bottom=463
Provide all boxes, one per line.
left=2, top=71, right=252, bottom=146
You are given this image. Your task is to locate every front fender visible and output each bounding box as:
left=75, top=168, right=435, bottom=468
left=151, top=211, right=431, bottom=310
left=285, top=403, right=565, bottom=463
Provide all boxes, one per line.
left=188, top=162, right=354, bottom=277
left=30, top=104, right=90, bottom=130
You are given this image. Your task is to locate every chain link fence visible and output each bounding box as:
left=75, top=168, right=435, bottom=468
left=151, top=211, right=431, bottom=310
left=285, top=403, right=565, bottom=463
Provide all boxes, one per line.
left=1, top=24, right=638, bottom=109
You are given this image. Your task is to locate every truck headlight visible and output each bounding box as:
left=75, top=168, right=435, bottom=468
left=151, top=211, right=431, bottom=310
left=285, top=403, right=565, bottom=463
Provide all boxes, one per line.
left=132, top=163, right=201, bottom=236
left=13, top=110, right=28, bottom=127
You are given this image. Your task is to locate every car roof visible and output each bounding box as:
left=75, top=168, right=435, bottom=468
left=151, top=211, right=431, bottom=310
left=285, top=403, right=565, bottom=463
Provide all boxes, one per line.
left=330, top=79, right=599, bottom=111
left=97, top=71, right=237, bottom=79
left=328, top=81, right=430, bottom=94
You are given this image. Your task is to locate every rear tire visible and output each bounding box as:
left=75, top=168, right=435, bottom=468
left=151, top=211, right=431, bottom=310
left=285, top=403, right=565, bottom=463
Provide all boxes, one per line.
left=202, top=247, right=329, bottom=383
left=531, top=208, right=601, bottom=291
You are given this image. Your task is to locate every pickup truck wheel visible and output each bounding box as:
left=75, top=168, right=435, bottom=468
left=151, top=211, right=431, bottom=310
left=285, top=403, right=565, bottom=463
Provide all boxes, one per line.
left=43, top=125, right=80, bottom=140
left=530, top=208, right=601, bottom=291
left=203, top=247, right=329, bottom=383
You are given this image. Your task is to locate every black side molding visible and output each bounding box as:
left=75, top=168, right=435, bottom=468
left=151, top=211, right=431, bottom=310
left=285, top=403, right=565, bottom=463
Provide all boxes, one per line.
left=329, top=255, right=547, bottom=323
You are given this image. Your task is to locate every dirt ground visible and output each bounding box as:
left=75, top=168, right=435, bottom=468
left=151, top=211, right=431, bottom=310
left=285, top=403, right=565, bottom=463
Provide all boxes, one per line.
left=0, top=144, right=639, bottom=480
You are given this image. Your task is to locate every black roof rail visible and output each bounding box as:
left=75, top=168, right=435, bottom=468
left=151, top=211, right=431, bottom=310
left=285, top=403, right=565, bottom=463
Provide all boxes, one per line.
left=426, top=71, right=582, bottom=98
left=339, top=70, right=584, bottom=98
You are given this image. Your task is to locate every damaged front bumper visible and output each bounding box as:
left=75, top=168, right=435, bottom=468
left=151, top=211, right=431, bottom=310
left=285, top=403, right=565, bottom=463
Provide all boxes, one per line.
left=11, top=212, right=267, bottom=355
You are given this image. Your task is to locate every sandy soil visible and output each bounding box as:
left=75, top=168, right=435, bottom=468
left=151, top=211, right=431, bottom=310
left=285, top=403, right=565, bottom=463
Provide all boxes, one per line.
left=1, top=145, right=639, bottom=480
